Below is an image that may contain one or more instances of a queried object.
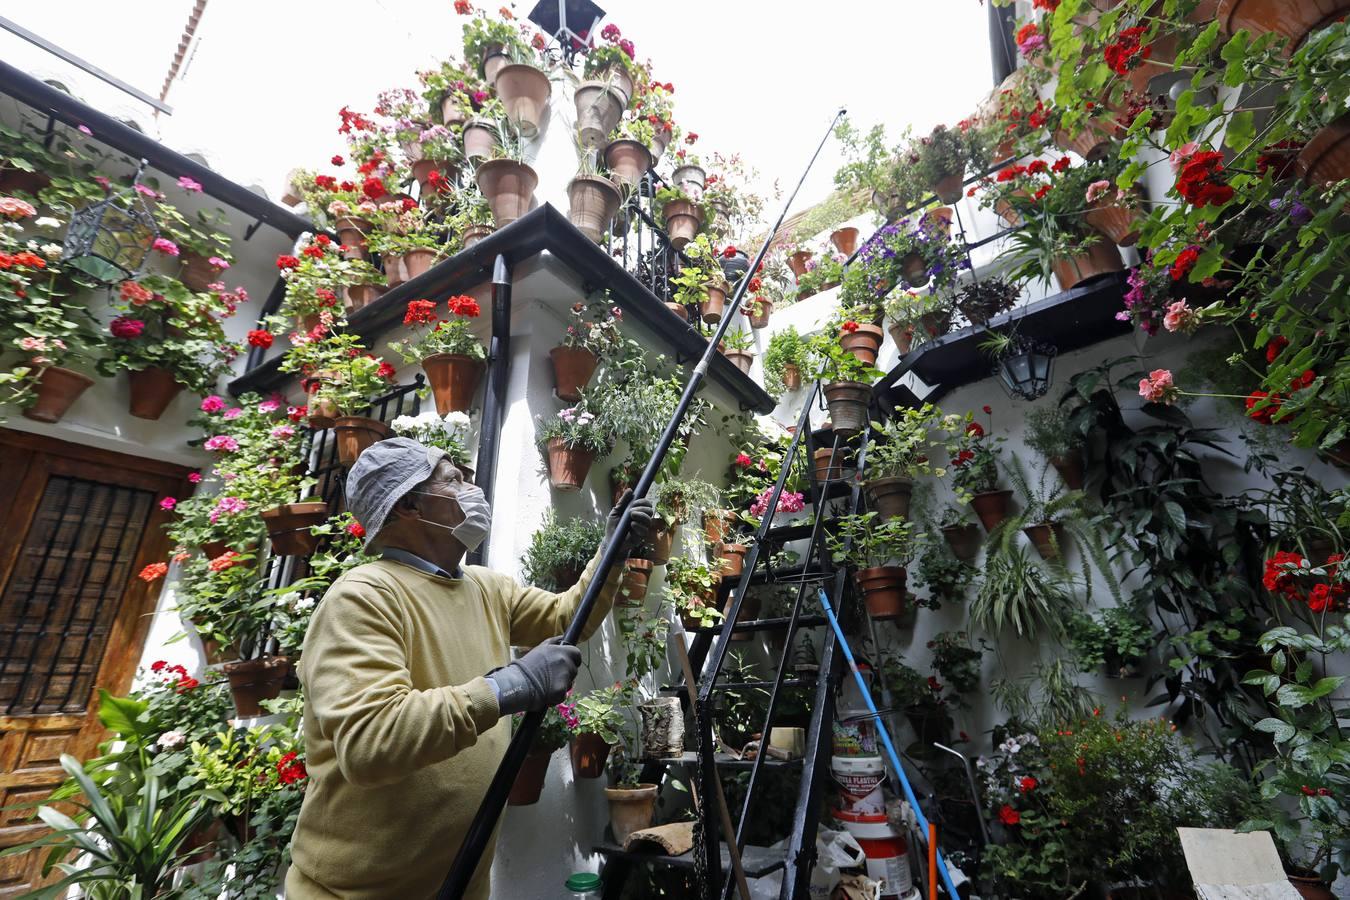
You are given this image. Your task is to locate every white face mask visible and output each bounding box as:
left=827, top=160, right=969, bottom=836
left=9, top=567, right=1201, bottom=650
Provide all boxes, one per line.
left=408, top=484, right=492, bottom=552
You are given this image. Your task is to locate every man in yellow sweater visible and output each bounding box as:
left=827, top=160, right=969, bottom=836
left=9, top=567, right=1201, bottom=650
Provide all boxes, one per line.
left=286, top=437, right=654, bottom=899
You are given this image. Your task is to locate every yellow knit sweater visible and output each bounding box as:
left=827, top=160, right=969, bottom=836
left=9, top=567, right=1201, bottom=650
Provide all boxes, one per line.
left=285, top=551, right=619, bottom=900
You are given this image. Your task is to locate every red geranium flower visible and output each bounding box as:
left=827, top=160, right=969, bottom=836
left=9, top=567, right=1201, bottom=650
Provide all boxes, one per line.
left=447, top=295, right=481, bottom=317
left=1176, top=151, right=1234, bottom=207
left=347, top=521, right=366, bottom=538
left=377, top=360, right=397, bottom=379
left=1171, top=246, right=1200, bottom=281
left=247, top=329, right=274, bottom=349
left=1027, top=159, right=1049, bottom=175
left=966, top=421, right=985, bottom=437
left=454, top=0, right=472, bottom=13
left=331, top=154, right=345, bottom=166
left=1051, top=156, right=1071, bottom=173
left=722, top=245, right=738, bottom=258
left=998, top=805, right=1021, bottom=826
left=1265, top=335, right=1289, bottom=364
left=734, top=452, right=752, bottom=468
left=841, top=320, right=860, bottom=333
left=139, top=562, right=169, bottom=583
left=276, top=254, right=300, bottom=270
left=1289, top=369, right=1315, bottom=391
left=404, top=299, right=439, bottom=326
left=361, top=177, right=386, bottom=200
left=1019, top=776, right=1038, bottom=793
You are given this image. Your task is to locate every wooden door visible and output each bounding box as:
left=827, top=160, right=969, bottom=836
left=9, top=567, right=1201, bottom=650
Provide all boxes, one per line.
left=0, top=430, right=192, bottom=896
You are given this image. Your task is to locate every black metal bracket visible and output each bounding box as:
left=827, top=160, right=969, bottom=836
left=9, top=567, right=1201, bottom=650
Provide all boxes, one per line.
left=244, top=218, right=264, bottom=241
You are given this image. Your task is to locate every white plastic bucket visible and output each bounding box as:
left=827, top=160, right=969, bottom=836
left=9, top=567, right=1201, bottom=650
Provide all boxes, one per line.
left=831, top=755, right=887, bottom=815
left=833, top=808, right=913, bottom=898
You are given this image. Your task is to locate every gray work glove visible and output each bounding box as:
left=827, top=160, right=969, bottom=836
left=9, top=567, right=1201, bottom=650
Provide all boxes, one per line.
left=609, top=489, right=655, bottom=551
left=489, top=637, right=581, bottom=716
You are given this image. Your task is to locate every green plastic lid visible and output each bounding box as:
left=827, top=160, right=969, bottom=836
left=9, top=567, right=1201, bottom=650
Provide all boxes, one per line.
left=566, top=872, right=603, bottom=891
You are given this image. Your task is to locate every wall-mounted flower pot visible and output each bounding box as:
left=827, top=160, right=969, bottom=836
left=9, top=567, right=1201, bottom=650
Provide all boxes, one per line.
left=567, top=174, right=622, bottom=242
left=1052, top=241, right=1123, bottom=291
left=703, top=509, right=733, bottom=545
left=671, top=164, right=707, bottom=194
left=619, top=557, right=652, bottom=605
left=931, top=172, right=965, bottom=205
left=925, top=207, right=955, bottom=236
left=639, top=697, right=684, bottom=759
left=23, top=366, right=93, bottom=424
left=782, top=363, right=802, bottom=391
left=127, top=367, right=182, bottom=420
left=900, top=251, right=928, bottom=287
left=829, top=227, right=859, bottom=257
left=462, top=119, right=499, bottom=161
left=747, top=300, right=773, bottom=329
left=412, top=160, right=458, bottom=197
left=993, top=198, right=1022, bottom=227
left=787, top=250, right=813, bottom=280
left=838, top=323, right=884, bottom=366
left=575, top=82, right=627, bottom=149
left=642, top=520, right=674, bottom=565
left=1084, top=200, right=1141, bottom=247
left=661, top=199, right=701, bottom=250
left=1297, top=112, right=1349, bottom=186
left=180, top=819, right=223, bottom=865
left=480, top=43, right=508, bottom=81
left=594, top=63, right=635, bottom=105
left=888, top=321, right=916, bottom=354
left=718, top=542, right=749, bottom=579
left=546, top=439, right=595, bottom=492
left=508, top=749, right=552, bottom=806
left=700, top=282, right=727, bottom=324
left=865, top=476, right=914, bottom=523
left=493, top=63, right=551, bottom=137
left=1052, top=125, right=1112, bottom=162
left=1217, top=0, right=1349, bottom=53
left=549, top=345, right=598, bottom=401
left=461, top=223, right=495, bottom=248
left=723, top=350, right=754, bottom=375
left=970, top=489, right=1014, bottom=533
left=260, top=501, right=330, bottom=556
left=665, top=301, right=689, bottom=321
left=570, top=732, right=611, bottom=779
left=1049, top=452, right=1085, bottom=490
left=603, top=139, right=652, bottom=190
left=223, top=656, right=290, bottom=718
left=1023, top=522, right=1063, bottom=560
left=857, top=566, right=907, bottom=620
left=334, top=216, right=371, bottom=260
left=650, top=128, right=672, bottom=162
left=334, top=416, right=391, bottom=468
left=180, top=252, right=223, bottom=291
left=476, top=159, right=538, bottom=228
left=813, top=446, right=852, bottom=483
left=308, top=397, right=339, bottom=430
left=605, top=784, right=659, bottom=845
left=382, top=253, right=408, bottom=288
left=423, top=353, right=484, bottom=415
left=440, top=96, right=469, bottom=128
left=822, top=381, right=871, bottom=436
left=941, top=523, right=982, bottom=563
left=401, top=248, right=439, bottom=281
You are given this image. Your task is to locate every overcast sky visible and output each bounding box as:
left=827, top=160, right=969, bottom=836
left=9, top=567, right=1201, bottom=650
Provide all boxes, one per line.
left=2, top=1, right=996, bottom=216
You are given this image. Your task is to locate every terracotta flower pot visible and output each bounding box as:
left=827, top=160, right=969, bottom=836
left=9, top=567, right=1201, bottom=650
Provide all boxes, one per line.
left=970, top=489, right=1014, bottom=533
left=1298, top=112, right=1350, bottom=186
left=1053, top=125, right=1112, bottom=162
left=926, top=207, right=955, bottom=236
left=1085, top=200, right=1142, bottom=247
left=546, top=439, right=595, bottom=492
left=718, top=542, right=749, bottom=579
left=703, top=509, right=733, bottom=545
left=650, top=128, right=672, bottom=162
left=334, top=216, right=371, bottom=260
left=475, top=159, right=538, bottom=228
left=866, top=476, right=914, bottom=523
left=482, top=44, right=509, bottom=83
left=575, top=82, right=627, bottom=149
left=857, top=566, right=907, bottom=620
left=813, top=446, right=852, bottom=483
left=1217, top=0, right=1350, bottom=52
left=344, top=283, right=381, bottom=311
left=223, top=656, right=289, bottom=718
left=411, top=159, right=458, bottom=196
left=994, top=197, right=1022, bottom=226
left=620, top=558, right=652, bottom=605
left=1049, top=452, right=1086, bottom=490
left=839, top=323, right=884, bottom=366
left=605, top=784, right=658, bottom=844
left=461, top=223, right=495, bottom=247
left=888, top=321, right=916, bottom=354
left=567, top=174, right=623, bottom=242
left=570, top=732, right=611, bottom=780
left=1286, top=872, right=1336, bottom=900
left=1024, top=523, right=1063, bottom=560
left=462, top=119, right=499, bottom=160
left=744, top=298, right=772, bottom=329
left=423, top=353, right=484, bottom=415
left=1052, top=241, right=1124, bottom=290
left=671, top=164, right=707, bottom=193
left=260, top=501, right=330, bottom=556
left=665, top=301, right=689, bottom=321
left=661, top=199, right=701, bottom=250
left=829, top=227, right=860, bottom=256
left=700, top=282, right=727, bottom=323
left=787, top=250, right=813, bottom=280
left=334, top=416, right=391, bottom=468
left=942, top=523, right=982, bottom=563
left=643, top=520, right=674, bottom=565
left=822, top=381, right=871, bottom=436
left=401, top=248, right=439, bottom=281
left=603, top=139, right=652, bottom=190
left=550, top=345, right=598, bottom=401
left=440, top=95, right=468, bottom=127
left=782, top=363, right=802, bottom=391
left=900, top=252, right=928, bottom=287
left=492, top=63, right=551, bottom=137
left=23, top=366, right=93, bottom=423
left=932, top=172, right=965, bottom=204
left=180, top=252, right=223, bottom=291
left=382, top=253, right=408, bottom=288
left=508, top=749, right=552, bottom=806
left=127, top=367, right=182, bottom=420
left=723, top=350, right=754, bottom=375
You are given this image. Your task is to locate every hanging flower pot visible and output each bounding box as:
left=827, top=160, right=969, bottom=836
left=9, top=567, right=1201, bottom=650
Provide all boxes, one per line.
left=382, top=253, right=408, bottom=288
left=813, top=446, right=851, bottom=483
left=402, top=248, right=439, bottom=282
left=888, top=322, right=916, bottom=355
left=567, top=175, right=623, bottom=242
left=1052, top=241, right=1123, bottom=290
left=723, top=591, right=762, bottom=642
left=334, top=216, right=371, bottom=260
left=642, top=519, right=674, bottom=565
left=481, top=43, right=509, bottom=82
left=942, top=523, right=982, bottom=563
left=856, top=566, right=907, bottom=620
left=703, top=509, right=734, bottom=546
left=1023, top=523, right=1063, bottom=560
left=650, top=128, right=672, bottom=162
left=723, top=350, right=754, bottom=375
left=898, top=251, right=929, bottom=287
left=994, top=198, right=1022, bottom=226
left=605, top=784, right=659, bottom=844
left=787, top=250, right=813, bottom=280
left=931, top=172, right=965, bottom=204
left=1298, top=112, right=1350, bottom=186
left=344, top=283, right=381, bottom=311
left=718, top=542, right=749, bottom=579
left=127, top=367, right=182, bottom=420
left=222, top=656, right=290, bottom=718
left=179, top=252, right=224, bottom=291
left=1217, top=0, right=1350, bottom=53
left=550, top=346, right=598, bottom=401
left=671, top=164, right=707, bottom=194
left=461, top=223, right=495, bottom=248
left=839, top=323, right=884, bottom=366
left=440, top=96, right=469, bottom=128
left=782, top=363, right=802, bottom=391
left=865, top=477, right=914, bottom=523
left=260, top=501, right=330, bottom=556
left=603, top=140, right=652, bottom=190
left=1084, top=199, right=1141, bottom=247
left=822, top=381, right=872, bottom=436
left=619, top=557, right=653, bottom=606
left=1049, top=452, right=1086, bottom=490
left=829, top=227, right=860, bottom=256
left=492, top=64, right=551, bottom=137
left=180, top=819, right=223, bottom=865
left=926, top=207, right=955, bottom=236
left=747, top=299, right=773, bottom=329
left=700, top=282, right=727, bottom=324
left=546, top=438, right=595, bottom=491
left=575, top=82, right=627, bottom=149
left=508, top=749, right=552, bottom=806
left=422, top=353, right=484, bottom=415
left=23, top=366, right=94, bottom=423
left=660, top=198, right=701, bottom=250
left=919, top=310, right=952, bottom=340
left=665, top=301, right=689, bottom=321
left=970, top=489, right=1014, bottom=533
left=570, top=732, right=612, bottom=780
left=475, top=159, right=538, bottom=228
left=462, top=119, right=499, bottom=160
left=334, top=416, right=391, bottom=468
left=638, top=697, right=684, bottom=759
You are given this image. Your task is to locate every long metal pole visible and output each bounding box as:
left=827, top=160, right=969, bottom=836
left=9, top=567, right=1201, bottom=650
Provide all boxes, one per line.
left=437, top=108, right=845, bottom=900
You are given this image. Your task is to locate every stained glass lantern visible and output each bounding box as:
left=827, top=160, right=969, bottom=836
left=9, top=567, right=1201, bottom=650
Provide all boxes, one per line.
left=528, top=0, right=605, bottom=64
left=993, top=336, right=1057, bottom=401
left=61, top=159, right=158, bottom=285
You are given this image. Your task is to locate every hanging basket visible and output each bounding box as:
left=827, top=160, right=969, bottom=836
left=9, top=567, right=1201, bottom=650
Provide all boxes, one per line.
left=422, top=353, right=484, bottom=415
left=642, top=520, right=675, bottom=565
left=462, top=119, right=500, bottom=161
left=931, top=172, right=965, bottom=205
left=619, top=558, right=653, bottom=606
left=970, top=489, right=1014, bottom=533
left=942, top=523, right=982, bottom=563
left=748, top=299, right=773, bottom=329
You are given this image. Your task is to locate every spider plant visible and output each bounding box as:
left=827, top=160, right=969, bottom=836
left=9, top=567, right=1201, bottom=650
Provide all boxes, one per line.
left=971, top=543, right=1076, bottom=639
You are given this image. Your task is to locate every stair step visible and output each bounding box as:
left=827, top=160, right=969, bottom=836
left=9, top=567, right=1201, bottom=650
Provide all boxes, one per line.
left=692, top=614, right=827, bottom=634
left=748, top=567, right=832, bottom=585
left=659, top=750, right=803, bottom=770
left=763, top=522, right=816, bottom=541
left=595, top=840, right=786, bottom=878
left=659, top=677, right=812, bottom=695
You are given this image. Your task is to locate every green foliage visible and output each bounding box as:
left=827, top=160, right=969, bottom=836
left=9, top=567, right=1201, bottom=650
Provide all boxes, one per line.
left=865, top=404, right=966, bottom=480
left=928, top=631, right=985, bottom=694
left=762, top=326, right=808, bottom=398
left=973, top=544, right=1075, bottom=639
left=827, top=512, right=920, bottom=570
left=665, top=557, right=723, bottom=626
left=915, top=531, right=976, bottom=610
left=1024, top=405, right=1082, bottom=460
left=573, top=684, right=630, bottom=744
left=520, top=511, right=604, bottom=591
left=536, top=401, right=616, bottom=454
left=1065, top=605, right=1154, bottom=675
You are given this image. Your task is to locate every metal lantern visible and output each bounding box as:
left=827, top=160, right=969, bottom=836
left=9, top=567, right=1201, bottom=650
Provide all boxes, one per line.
left=992, top=336, right=1057, bottom=401
left=61, top=158, right=158, bottom=285
left=527, top=0, right=605, bottom=65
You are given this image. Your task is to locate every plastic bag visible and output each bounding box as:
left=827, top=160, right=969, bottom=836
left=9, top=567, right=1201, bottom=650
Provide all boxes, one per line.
left=809, top=828, right=867, bottom=900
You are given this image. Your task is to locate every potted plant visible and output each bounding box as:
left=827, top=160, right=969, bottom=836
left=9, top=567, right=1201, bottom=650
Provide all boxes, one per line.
left=864, top=403, right=963, bottom=522
left=907, top=122, right=990, bottom=204
left=745, top=292, right=774, bottom=330
left=720, top=329, right=755, bottom=375
left=462, top=9, right=533, bottom=83
left=806, top=330, right=882, bottom=436
left=8, top=300, right=102, bottom=425
left=1025, top=405, right=1087, bottom=490
left=604, top=745, right=659, bottom=844
left=670, top=235, right=727, bottom=324
left=794, top=252, right=844, bottom=300
left=928, top=631, right=986, bottom=696
left=717, top=536, right=752, bottom=580
left=832, top=115, right=922, bottom=218
left=954, top=277, right=1020, bottom=326
left=666, top=557, right=723, bottom=630
left=551, top=297, right=625, bottom=401
left=938, top=505, right=982, bottom=563
left=272, top=234, right=383, bottom=323
left=520, top=511, right=604, bottom=591
left=828, top=512, right=920, bottom=620
left=914, top=530, right=977, bottom=609
left=536, top=403, right=615, bottom=491
left=391, top=408, right=474, bottom=477
left=389, top=295, right=486, bottom=415
left=871, top=215, right=970, bottom=294
left=284, top=333, right=396, bottom=465
left=654, top=185, right=703, bottom=249
left=582, top=31, right=641, bottom=105
left=259, top=481, right=329, bottom=558
left=830, top=226, right=860, bottom=256
left=950, top=414, right=1010, bottom=532
left=567, top=141, right=623, bottom=242
left=571, top=683, right=629, bottom=779
left=763, top=326, right=808, bottom=397
left=461, top=101, right=506, bottom=161
left=619, top=557, right=653, bottom=605
left=1065, top=606, right=1152, bottom=678
left=508, top=697, right=576, bottom=806
left=475, top=128, right=538, bottom=227
left=448, top=186, right=497, bottom=247
left=603, top=117, right=655, bottom=189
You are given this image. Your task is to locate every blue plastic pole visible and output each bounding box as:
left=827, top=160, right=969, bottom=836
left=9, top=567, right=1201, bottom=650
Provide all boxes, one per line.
left=817, top=588, right=961, bottom=899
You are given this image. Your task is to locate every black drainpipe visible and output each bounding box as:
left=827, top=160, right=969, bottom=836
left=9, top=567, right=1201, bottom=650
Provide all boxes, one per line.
left=467, top=253, right=512, bottom=566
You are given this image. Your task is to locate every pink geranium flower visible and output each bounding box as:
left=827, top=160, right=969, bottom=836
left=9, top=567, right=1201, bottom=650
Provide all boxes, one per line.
left=152, top=237, right=180, bottom=256
left=1138, top=368, right=1178, bottom=404
left=200, top=395, right=225, bottom=413
left=203, top=435, right=239, bottom=452
left=177, top=176, right=203, bottom=193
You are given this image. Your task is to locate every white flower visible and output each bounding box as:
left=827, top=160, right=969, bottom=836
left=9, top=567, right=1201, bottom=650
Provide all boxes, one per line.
left=998, top=737, right=1022, bottom=755
left=34, top=217, right=61, bottom=229
left=292, top=595, right=316, bottom=612
left=41, top=243, right=62, bottom=260
left=443, top=411, right=471, bottom=432
left=157, top=730, right=186, bottom=751
left=391, top=414, right=419, bottom=434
